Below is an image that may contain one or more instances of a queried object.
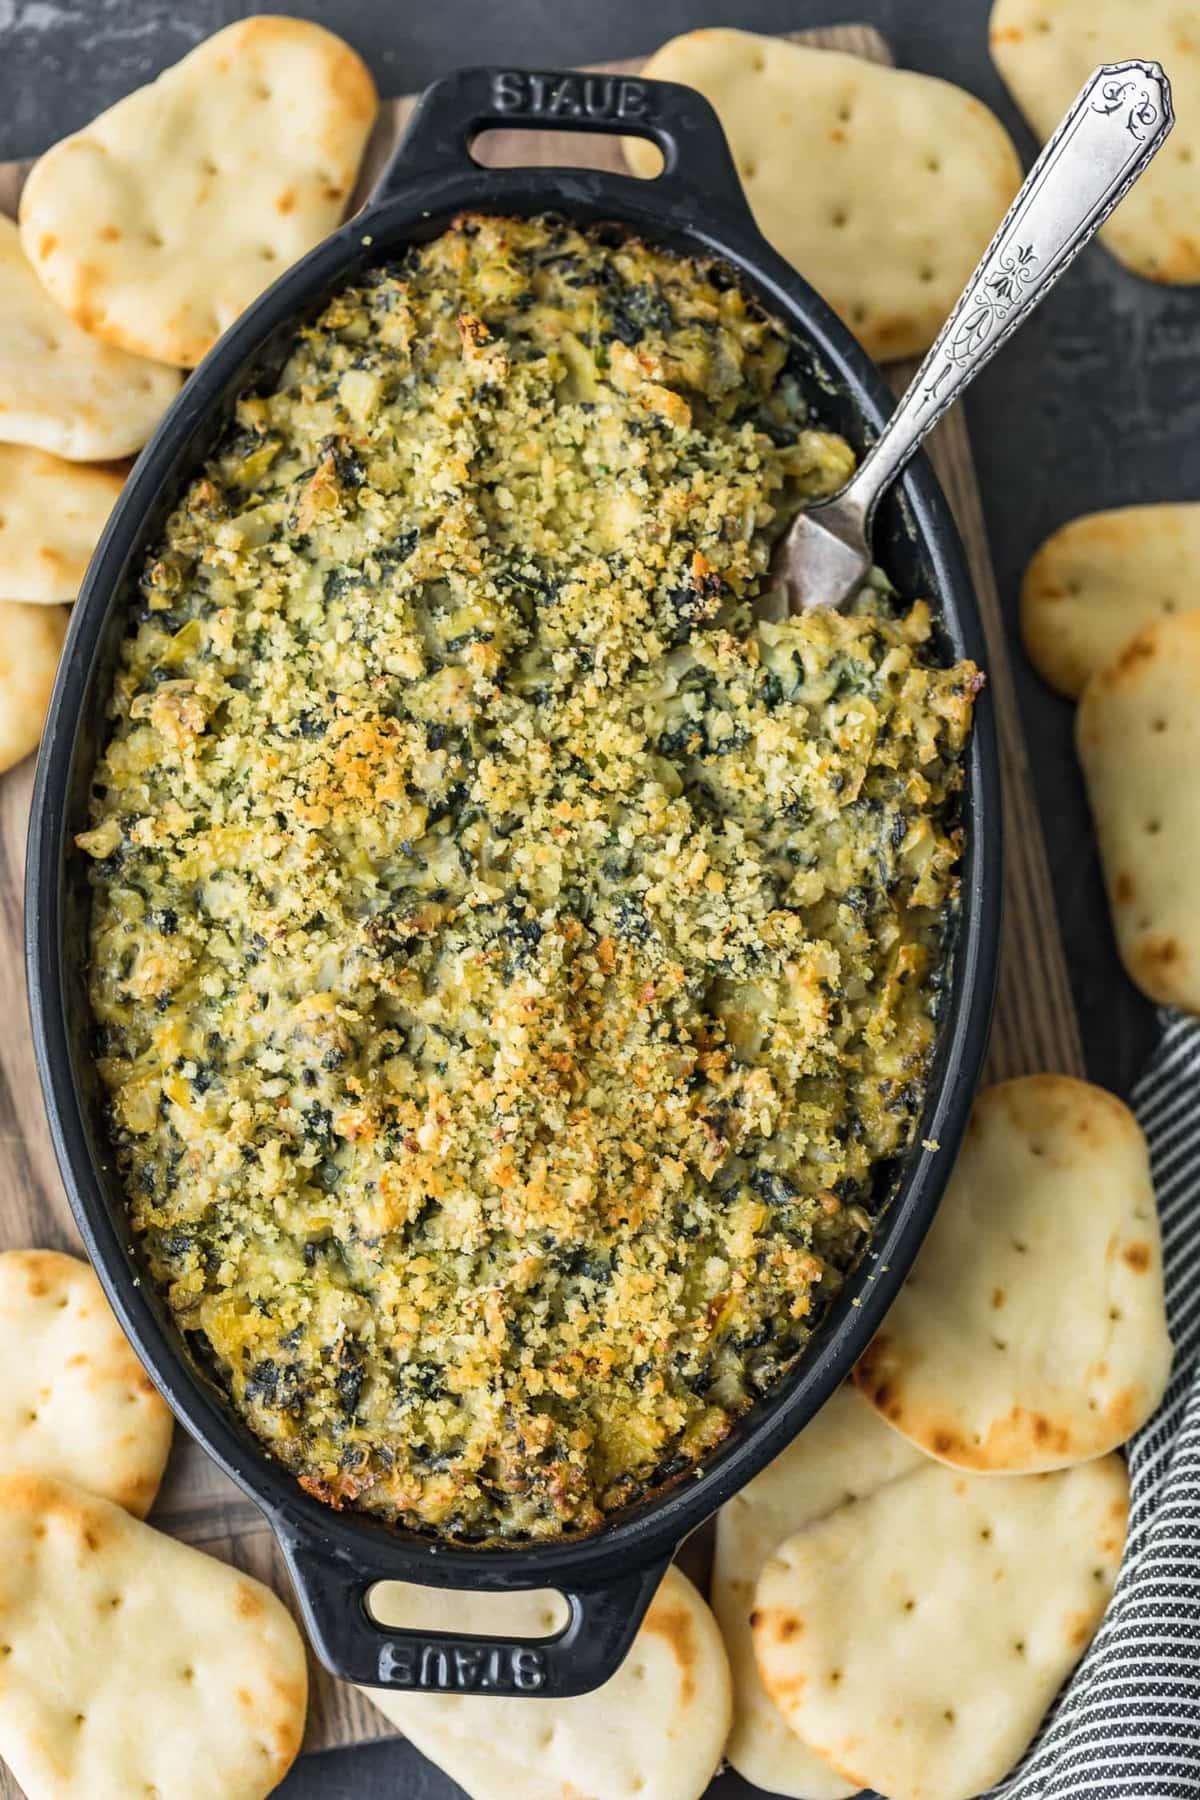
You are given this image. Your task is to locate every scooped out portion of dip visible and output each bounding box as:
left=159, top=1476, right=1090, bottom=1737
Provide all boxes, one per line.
left=81, top=214, right=980, bottom=1541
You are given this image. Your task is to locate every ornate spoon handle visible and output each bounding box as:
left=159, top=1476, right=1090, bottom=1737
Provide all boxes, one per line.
left=837, top=60, right=1173, bottom=527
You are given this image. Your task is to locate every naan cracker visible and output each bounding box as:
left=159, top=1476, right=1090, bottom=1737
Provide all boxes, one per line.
left=0, top=217, right=178, bottom=460
left=855, top=1075, right=1171, bottom=1470
left=19, top=17, right=378, bottom=368
left=362, top=1565, right=730, bottom=1800
left=1021, top=503, right=1200, bottom=697
left=1077, top=611, right=1200, bottom=1009
left=0, top=601, right=69, bottom=775
left=0, top=1473, right=307, bottom=1800
left=753, top=1454, right=1128, bottom=1800
left=0, top=446, right=123, bottom=603
left=0, top=1250, right=171, bottom=1516
left=628, top=29, right=1021, bottom=360
left=714, top=1382, right=924, bottom=1800
left=991, top=0, right=1199, bottom=282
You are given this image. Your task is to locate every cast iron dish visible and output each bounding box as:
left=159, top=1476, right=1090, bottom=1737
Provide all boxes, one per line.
left=27, top=67, right=1001, bottom=1699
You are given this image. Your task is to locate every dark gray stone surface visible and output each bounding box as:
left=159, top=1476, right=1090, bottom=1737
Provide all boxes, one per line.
left=2, top=1, right=1186, bottom=1791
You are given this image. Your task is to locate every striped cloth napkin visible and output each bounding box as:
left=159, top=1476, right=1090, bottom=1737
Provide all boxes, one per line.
left=1000, top=1015, right=1200, bottom=1799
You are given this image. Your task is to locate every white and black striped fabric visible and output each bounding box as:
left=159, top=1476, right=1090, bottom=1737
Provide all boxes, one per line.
left=994, top=1015, right=1200, bottom=1799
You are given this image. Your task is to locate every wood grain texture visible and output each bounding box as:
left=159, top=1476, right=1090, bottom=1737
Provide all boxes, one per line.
left=0, top=21, right=1081, bottom=1783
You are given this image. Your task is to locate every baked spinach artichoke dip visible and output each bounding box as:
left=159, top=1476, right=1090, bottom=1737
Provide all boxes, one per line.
left=81, top=214, right=980, bottom=1541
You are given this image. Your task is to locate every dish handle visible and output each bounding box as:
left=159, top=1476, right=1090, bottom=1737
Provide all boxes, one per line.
left=367, top=63, right=756, bottom=229
left=277, top=1524, right=673, bottom=1697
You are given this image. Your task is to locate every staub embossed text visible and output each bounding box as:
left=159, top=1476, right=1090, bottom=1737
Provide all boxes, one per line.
left=491, top=70, right=650, bottom=121
left=379, top=1638, right=549, bottom=1693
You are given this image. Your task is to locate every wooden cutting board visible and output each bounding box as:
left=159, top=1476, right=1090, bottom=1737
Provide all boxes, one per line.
left=0, top=19, right=1082, bottom=1783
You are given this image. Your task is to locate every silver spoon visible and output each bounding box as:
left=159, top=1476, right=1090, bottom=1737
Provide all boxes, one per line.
left=773, top=59, right=1174, bottom=614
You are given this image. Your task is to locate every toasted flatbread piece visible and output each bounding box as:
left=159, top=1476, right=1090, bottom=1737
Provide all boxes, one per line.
left=714, top=1383, right=924, bottom=1800
left=1077, top=611, right=1200, bottom=1008
left=362, top=1565, right=730, bottom=1800
left=0, top=601, right=69, bottom=775
left=19, top=17, right=378, bottom=368
left=0, top=217, right=178, bottom=460
left=0, top=1250, right=171, bottom=1516
left=0, top=446, right=123, bottom=603
left=0, top=1473, right=307, bottom=1800
left=753, top=1454, right=1128, bottom=1800
left=627, top=30, right=1021, bottom=361
left=1022, top=504, right=1200, bottom=697
left=990, top=0, right=1196, bottom=282
left=856, top=1075, right=1171, bottom=1470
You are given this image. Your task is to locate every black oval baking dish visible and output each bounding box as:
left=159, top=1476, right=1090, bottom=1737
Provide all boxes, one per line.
left=26, top=66, right=1001, bottom=1700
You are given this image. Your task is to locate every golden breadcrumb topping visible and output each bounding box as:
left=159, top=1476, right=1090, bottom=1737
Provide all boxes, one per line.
left=82, top=215, right=978, bottom=1539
